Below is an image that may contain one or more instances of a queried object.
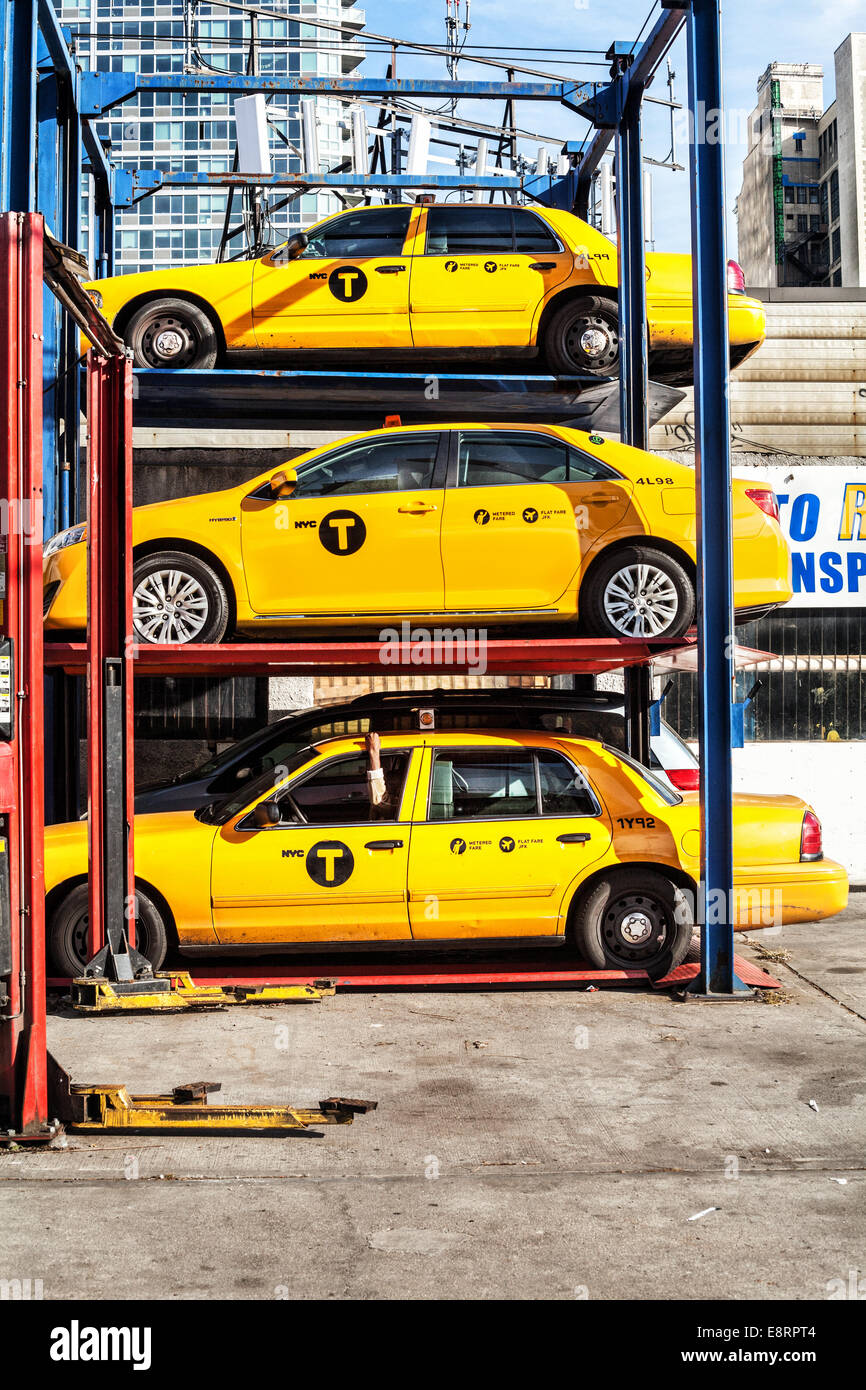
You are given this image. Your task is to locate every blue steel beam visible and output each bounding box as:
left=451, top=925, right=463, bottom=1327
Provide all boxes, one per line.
left=130, top=170, right=524, bottom=197
left=37, top=0, right=114, bottom=208
left=683, top=0, right=742, bottom=997
left=0, top=0, right=38, bottom=212
left=36, top=58, right=60, bottom=536
left=80, top=72, right=596, bottom=116
left=575, top=5, right=687, bottom=217
left=614, top=71, right=649, bottom=450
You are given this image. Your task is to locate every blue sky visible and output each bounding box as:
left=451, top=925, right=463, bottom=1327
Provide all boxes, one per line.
left=356, top=0, right=861, bottom=254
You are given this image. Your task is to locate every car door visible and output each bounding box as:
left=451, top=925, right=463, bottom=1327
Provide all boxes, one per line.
left=239, top=432, right=447, bottom=616
left=409, top=206, right=573, bottom=349
left=210, top=748, right=419, bottom=946
left=440, top=429, right=633, bottom=612
left=407, top=743, right=610, bottom=940
left=251, top=207, right=415, bottom=349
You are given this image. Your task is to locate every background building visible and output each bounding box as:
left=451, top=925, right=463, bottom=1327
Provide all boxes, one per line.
left=736, top=35, right=866, bottom=287
left=60, top=0, right=365, bottom=273
left=736, top=62, right=825, bottom=287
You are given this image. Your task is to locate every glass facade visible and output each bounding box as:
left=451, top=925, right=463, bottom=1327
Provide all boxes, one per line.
left=59, top=0, right=365, bottom=272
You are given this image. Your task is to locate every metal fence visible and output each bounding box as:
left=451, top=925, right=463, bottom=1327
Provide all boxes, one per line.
left=665, top=608, right=866, bottom=742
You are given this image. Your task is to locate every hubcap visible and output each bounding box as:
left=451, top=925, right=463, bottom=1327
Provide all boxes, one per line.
left=138, top=313, right=198, bottom=368
left=604, top=892, right=668, bottom=963
left=133, top=568, right=210, bottom=644
left=603, top=562, right=679, bottom=638
left=579, top=326, right=611, bottom=358
left=620, top=911, right=653, bottom=945
left=154, top=329, right=184, bottom=357
left=564, top=312, right=619, bottom=371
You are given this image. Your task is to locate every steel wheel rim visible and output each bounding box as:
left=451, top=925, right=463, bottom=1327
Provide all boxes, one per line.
left=603, top=562, right=679, bottom=637
left=137, top=312, right=199, bottom=368
left=133, top=568, right=210, bottom=644
left=603, top=891, right=668, bottom=963
left=564, top=312, right=619, bottom=371
left=71, top=910, right=89, bottom=966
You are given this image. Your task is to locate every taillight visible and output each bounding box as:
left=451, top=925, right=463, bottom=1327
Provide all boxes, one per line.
left=745, top=487, right=780, bottom=522
left=800, top=810, right=823, bottom=861
left=666, top=767, right=700, bottom=791
left=727, top=259, right=746, bottom=294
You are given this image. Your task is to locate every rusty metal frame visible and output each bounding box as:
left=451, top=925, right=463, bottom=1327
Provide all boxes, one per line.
left=0, top=212, right=47, bottom=1133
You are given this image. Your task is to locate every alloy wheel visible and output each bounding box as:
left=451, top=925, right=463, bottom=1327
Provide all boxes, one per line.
left=602, top=562, right=680, bottom=637
left=133, top=568, right=210, bottom=644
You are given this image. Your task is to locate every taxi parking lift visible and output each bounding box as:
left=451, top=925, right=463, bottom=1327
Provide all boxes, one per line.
left=1, top=0, right=749, bottom=1136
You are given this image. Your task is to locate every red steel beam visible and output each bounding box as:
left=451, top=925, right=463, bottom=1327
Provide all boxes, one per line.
left=46, top=633, right=697, bottom=679
left=86, top=351, right=135, bottom=960
left=0, top=214, right=48, bottom=1133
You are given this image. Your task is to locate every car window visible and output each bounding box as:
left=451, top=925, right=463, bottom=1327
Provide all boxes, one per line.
left=536, top=750, right=599, bottom=816
left=291, top=434, right=440, bottom=499
left=512, top=209, right=562, bottom=252
left=429, top=749, right=538, bottom=821
left=208, top=719, right=375, bottom=794
left=425, top=207, right=515, bottom=255
left=299, top=208, right=412, bottom=259
left=282, top=751, right=409, bottom=825
left=456, top=432, right=616, bottom=486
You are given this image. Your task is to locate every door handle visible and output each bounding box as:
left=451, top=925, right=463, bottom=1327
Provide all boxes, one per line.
left=557, top=832, right=591, bottom=844
left=397, top=502, right=437, bottom=513
left=529, top=261, right=557, bottom=271
left=376, top=265, right=407, bottom=274
left=365, top=839, right=405, bottom=850
left=584, top=494, right=616, bottom=504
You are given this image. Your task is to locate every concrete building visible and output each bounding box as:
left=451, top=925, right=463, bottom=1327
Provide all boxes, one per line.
left=736, top=63, right=825, bottom=287
left=736, top=36, right=866, bottom=288
left=820, top=33, right=866, bottom=286
left=59, top=0, right=365, bottom=273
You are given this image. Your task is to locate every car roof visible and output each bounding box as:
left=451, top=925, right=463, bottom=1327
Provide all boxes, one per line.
left=302, top=729, right=608, bottom=757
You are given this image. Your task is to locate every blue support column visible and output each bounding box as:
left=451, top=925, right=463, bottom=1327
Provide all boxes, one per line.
left=615, top=75, right=649, bottom=451
left=37, top=58, right=59, bottom=536
left=60, top=62, right=81, bottom=531
left=0, top=0, right=38, bottom=212
left=683, top=0, right=747, bottom=997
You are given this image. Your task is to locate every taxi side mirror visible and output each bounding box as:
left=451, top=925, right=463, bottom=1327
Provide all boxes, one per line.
left=253, top=800, right=281, bottom=828
left=269, top=467, right=297, bottom=499
left=286, top=232, right=308, bottom=260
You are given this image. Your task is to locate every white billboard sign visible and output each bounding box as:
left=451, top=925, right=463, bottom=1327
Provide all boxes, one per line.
left=737, top=465, right=866, bottom=608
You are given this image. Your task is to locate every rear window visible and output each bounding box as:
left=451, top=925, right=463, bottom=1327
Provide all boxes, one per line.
left=604, top=745, right=683, bottom=805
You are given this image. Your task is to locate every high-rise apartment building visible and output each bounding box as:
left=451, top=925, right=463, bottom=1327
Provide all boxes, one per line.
left=58, top=0, right=365, bottom=273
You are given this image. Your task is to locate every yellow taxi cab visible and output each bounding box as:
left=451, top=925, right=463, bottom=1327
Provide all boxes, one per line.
left=43, top=730, right=848, bottom=979
left=43, top=422, right=792, bottom=644
left=83, top=203, right=766, bottom=382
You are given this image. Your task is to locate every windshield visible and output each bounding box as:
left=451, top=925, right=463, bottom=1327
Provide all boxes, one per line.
left=196, top=746, right=317, bottom=825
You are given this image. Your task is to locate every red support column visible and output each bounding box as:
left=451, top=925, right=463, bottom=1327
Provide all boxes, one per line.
left=0, top=212, right=47, bottom=1133
left=86, top=350, right=135, bottom=962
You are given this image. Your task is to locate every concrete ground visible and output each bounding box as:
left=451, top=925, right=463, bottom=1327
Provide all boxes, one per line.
left=1, top=903, right=864, bottom=1301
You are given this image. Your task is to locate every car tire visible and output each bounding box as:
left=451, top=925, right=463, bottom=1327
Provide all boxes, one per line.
left=543, top=295, right=620, bottom=376
left=47, top=883, right=169, bottom=977
left=580, top=544, right=695, bottom=641
left=124, top=297, right=219, bottom=370
left=132, top=550, right=230, bottom=645
left=570, top=868, right=694, bottom=980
